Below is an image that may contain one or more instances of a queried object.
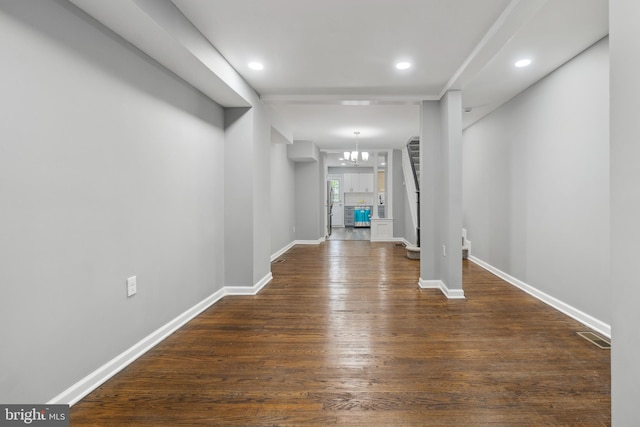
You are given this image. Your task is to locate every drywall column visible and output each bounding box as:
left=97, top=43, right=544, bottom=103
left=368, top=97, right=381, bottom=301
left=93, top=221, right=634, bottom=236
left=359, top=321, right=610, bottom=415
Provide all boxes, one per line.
left=224, top=105, right=273, bottom=288
left=419, top=92, right=464, bottom=298
left=611, top=0, right=640, bottom=423
left=224, top=108, right=255, bottom=287
left=251, top=102, right=272, bottom=286
left=289, top=141, right=322, bottom=242
left=386, top=149, right=394, bottom=219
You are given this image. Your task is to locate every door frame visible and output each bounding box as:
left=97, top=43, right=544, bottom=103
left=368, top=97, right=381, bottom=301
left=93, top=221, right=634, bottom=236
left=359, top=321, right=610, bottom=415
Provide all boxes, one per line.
left=328, top=174, right=344, bottom=227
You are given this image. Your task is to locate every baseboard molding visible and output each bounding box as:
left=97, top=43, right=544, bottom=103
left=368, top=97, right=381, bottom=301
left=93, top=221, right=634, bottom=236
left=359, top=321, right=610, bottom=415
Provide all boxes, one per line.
left=294, top=237, right=325, bottom=245
left=48, top=273, right=274, bottom=407
left=419, top=278, right=466, bottom=299
left=271, top=241, right=296, bottom=262
left=370, top=236, right=411, bottom=244
left=225, top=272, right=273, bottom=296
left=468, top=255, right=611, bottom=338
left=419, top=279, right=443, bottom=289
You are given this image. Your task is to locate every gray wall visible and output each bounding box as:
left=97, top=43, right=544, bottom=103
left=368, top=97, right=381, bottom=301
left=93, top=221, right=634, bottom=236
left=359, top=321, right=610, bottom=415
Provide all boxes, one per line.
left=462, top=38, right=610, bottom=324
left=0, top=0, right=226, bottom=403
left=420, top=101, right=442, bottom=279
left=270, top=142, right=295, bottom=254
left=610, top=0, right=640, bottom=423
left=294, top=161, right=322, bottom=240
left=224, top=108, right=254, bottom=286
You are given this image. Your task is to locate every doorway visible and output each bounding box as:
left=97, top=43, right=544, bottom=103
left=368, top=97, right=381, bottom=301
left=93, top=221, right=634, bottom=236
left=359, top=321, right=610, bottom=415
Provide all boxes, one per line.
left=328, top=175, right=344, bottom=227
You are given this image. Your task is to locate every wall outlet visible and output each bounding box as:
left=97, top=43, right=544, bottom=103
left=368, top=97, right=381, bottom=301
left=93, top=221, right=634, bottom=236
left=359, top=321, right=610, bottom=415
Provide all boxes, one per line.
left=442, top=245, right=446, bottom=257
left=127, top=276, right=137, bottom=297
left=293, top=225, right=296, bottom=233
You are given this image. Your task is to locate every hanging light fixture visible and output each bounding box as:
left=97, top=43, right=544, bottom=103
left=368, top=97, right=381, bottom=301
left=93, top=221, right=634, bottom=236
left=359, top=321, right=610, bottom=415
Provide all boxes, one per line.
left=346, top=131, right=369, bottom=166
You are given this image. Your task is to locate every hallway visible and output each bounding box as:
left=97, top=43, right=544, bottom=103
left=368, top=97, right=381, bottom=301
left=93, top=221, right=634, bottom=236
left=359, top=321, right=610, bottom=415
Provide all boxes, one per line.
left=71, top=241, right=610, bottom=426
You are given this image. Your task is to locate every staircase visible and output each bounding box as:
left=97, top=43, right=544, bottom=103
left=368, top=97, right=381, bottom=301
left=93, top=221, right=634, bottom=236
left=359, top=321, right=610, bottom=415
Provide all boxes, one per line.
left=406, top=138, right=421, bottom=248
left=407, top=138, right=420, bottom=191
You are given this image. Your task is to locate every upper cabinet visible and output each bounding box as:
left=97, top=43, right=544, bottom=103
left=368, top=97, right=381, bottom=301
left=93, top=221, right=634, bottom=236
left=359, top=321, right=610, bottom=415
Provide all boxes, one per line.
left=344, top=173, right=374, bottom=193
left=359, top=173, right=374, bottom=192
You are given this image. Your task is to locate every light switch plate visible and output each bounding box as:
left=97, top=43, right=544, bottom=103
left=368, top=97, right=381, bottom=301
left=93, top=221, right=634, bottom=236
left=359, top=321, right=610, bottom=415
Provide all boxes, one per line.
left=127, top=276, right=137, bottom=297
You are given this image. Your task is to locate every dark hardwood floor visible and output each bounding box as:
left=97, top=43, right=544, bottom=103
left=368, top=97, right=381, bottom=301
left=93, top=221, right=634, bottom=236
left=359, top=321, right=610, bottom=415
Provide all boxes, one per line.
left=71, top=241, right=610, bottom=426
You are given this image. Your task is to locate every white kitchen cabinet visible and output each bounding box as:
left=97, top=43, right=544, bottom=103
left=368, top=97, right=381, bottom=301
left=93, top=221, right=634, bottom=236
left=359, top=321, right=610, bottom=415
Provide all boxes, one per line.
left=344, top=173, right=374, bottom=193
left=344, top=174, right=355, bottom=193
left=359, top=173, right=373, bottom=192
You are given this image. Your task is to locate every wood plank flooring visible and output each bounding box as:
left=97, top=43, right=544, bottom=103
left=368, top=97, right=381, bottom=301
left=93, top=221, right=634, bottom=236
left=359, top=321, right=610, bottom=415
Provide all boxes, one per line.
left=71, top=241, right=610, bottom=426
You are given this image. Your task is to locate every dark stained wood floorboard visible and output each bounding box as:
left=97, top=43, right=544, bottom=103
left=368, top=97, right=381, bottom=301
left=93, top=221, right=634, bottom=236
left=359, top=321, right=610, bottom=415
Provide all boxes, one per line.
left=71, top=241, right=610, bottom=426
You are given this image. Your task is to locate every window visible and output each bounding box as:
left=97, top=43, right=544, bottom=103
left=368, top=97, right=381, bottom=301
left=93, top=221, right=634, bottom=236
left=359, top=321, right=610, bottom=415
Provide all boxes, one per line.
left=330, top=179, right=340, bottom=203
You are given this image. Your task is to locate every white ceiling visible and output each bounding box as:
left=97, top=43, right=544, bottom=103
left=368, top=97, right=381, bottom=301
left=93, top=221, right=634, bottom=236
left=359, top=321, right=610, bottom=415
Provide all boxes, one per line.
left=71, top=0, right=609, bottom=151
left=172, top=0, right=512, bottom=98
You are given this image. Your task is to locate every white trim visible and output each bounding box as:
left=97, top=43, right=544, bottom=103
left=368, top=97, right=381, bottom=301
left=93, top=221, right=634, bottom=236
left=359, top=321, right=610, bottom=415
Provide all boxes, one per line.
left=419, top=279, right=443, bottom=289
left=396, top=237, right=413, bottom=246
left=47, top=288, right=226, bottom=406
left=418, top=278, right=466, bottom=299
left=225, top=272, right=273, bottom=296
left=370, top=218, right=394, bottom=242
left=468, top=255, right=611, bottom=338
left=378, top=237, right=413, bottom=246
left=48, top=272, right=274, bottom=407
left=371, top=236, right=410, bottom=244
left=271, top=241, right=295, bottom=262
left=294, top=237, right=325, bottom=245
left=442, top=283, right=466, bottom=299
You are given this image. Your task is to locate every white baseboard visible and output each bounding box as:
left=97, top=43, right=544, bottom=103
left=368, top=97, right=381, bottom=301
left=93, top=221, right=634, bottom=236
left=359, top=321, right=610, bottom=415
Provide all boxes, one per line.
left=468, top=255, right=611, bottom=338
left=294, top=237, right=325, bottom=245
left=419, top=278, right=466, bottom=299
left=48, top=272, right=274, bottom=407
left=370, top=236, right=411, bottom=244
left=225, top=272, right=273, bottom=296
left=401, top=238, right=413, bottom=247
left=419, top=279, right=443, bottom=289
left=371, top=237, right=413, bottom=246
left=271, top=241, right=296, bottom=262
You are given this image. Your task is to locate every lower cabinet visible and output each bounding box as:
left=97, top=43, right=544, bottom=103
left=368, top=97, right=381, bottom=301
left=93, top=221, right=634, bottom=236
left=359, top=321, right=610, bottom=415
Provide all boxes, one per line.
left=344, top=206, right=355, bottom=226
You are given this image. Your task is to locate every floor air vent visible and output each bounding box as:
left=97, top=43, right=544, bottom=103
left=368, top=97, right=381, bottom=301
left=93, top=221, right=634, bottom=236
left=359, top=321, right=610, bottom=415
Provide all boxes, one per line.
left=394, top=243, right=406, bottom=247
left=577, top=332, right=611, bottom=349
left=272, top=258, right=286, bottom=264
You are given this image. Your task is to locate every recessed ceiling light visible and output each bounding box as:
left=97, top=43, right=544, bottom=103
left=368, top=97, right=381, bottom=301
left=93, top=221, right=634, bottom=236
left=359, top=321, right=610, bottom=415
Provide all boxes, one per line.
left=341, top=163, right=346, bottom=166
left=395, top=62, right=411, bottom=70
left=514, top=59, right=532, bottom=68
left=248, top=62, right=264, bottom=70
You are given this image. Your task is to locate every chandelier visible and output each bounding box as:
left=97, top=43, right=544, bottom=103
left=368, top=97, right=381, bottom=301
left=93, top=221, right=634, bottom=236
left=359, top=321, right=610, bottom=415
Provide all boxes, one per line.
left=344, top=131, right=369, bottom=166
